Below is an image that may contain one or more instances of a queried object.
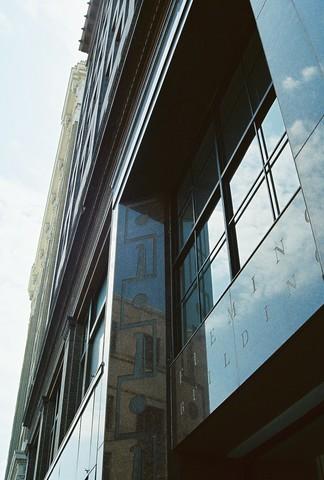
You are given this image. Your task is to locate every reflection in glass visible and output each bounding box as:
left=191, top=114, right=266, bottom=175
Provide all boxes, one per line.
left=271, top=143, right=300, bottom=211
left=230, top=136, right=263, bottom=213
left=236, top=180, right=273, bottom=266
left=106, top=200, right=166, bottom=479
left=179, top=244, right=196, bottom=297
left=261, top=99, right=286, bottom=157
left=178, top=198, right=194, bottom=248
left=77, top=397, right=94, bottom=480
left=294, top=0, right=324, bottom=73
left=58, top=424, right=79, bottom=480
left=172, top=191, right=324, bottom=446
left=199, top=242, right=230, bottom=319
left=257, top=0, right=323, bottom=155
left=197, top=200, right=224, bottom=267
left=89, top=320, right=104, bottom=380
left=181, top=285, right=200, bottom=343
left=94, top=277, right=107, bottom=319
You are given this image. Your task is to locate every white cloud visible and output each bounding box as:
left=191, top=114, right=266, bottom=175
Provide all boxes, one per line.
left=301, top=65, right=319, bottom=81
left=282, top=75, right=301, bottom=91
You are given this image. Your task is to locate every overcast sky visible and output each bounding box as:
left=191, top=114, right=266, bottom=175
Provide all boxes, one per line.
left=0, top=1, right=87, bottom=477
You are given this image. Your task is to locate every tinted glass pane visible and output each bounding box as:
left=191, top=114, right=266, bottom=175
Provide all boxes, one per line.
left=246, top=50, right=271, bottom=111
left=181, top=285, right=200, bottom=344
left=230, top=136, right=263, bottom=214
left=236, top=180, right=273, bottom=266
left=271, top=142, right=300, bottom=211
left=192, top=127, right=218, bottom=216
left=222, top=88, right=252, bottom=163
left=178, top=198, right=194, bottom=248
left=89, top=320, right=104, bottom=379
left=197, top=200, right=224, bottom=267
left=199, top=242, right=230, bottom=319
left=94, top=277, right=107, bottom=318
left=261, top=99, right=286, bottom=157
left=221, top=66, right=252, bottom=164
left=179, top=244, right=196, bottom=298
left=177, top=170, right=192, bottom=215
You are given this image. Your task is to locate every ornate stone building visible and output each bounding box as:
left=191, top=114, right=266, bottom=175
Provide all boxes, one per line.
left=5, top=62, right=86, bottom=480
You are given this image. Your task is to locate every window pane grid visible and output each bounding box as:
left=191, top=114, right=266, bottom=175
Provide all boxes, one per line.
left=173, top=36, right=300, bottom=353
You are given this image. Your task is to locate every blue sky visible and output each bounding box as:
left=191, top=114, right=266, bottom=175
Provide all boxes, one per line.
left=0, top=1, right=87, bottom=476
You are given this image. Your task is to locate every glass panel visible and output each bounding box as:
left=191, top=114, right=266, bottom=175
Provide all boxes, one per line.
left=197, top=200, right=224, bottom=268
left=243, top=33, right=272, bottom=111
left=58, top=424, right=79, bottom=480
left=230, top=136, right=264, bottom=214
left=77, top=397, right=94, bottom=480
left=94, top=277, right=107, bottom=318
left=192, top=126, right=218, bottom=217
left=177, top=170, right=192, bottom=215
left=89, top=320, right=104, bottom=380
left=236, top=180, right=273, bottom=266
left=107, top=200, right=167, bottom=479
left=257, top=0, right=324, bottom=155
left=178, top=197, right=194, bottom=248
left=261, top=99, right=286, bottom=157
left=222, top=88, right=252, bottom=163
left=221, top=66, right=252, bottom=164
left=172, top=190, right=324, bottom=447
left=294, top=0, right=324, bottom=74
left=179, top=244, right=196, bottom=298
left=199, top=242, right=230, bottom=319
left=181, top=285, right=200, bottom=344
left=294, top=121, right=324, bottom=269
left=271, top=142, right=300, bottom=211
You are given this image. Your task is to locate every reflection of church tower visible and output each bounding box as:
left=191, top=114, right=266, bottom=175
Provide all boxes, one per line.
left=104, top=199, right=167, bottom=480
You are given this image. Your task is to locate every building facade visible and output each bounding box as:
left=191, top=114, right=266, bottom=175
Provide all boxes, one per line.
left=5, top=62, right=86, bottom=480
left=7, top=1, right=324, bottom=479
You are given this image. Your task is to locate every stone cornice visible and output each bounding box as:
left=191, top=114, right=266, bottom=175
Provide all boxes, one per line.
left=79, top=0, right=101, bottom=53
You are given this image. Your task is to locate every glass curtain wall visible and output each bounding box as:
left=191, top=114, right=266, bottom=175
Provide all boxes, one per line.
left=174, top=32, right=300, bottom=349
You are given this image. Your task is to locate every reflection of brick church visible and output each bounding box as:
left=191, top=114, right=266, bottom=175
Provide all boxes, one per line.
left=104, top=202, right=167, bottom=479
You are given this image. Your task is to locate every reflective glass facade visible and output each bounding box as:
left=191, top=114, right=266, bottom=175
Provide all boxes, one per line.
left=8, top=1, right=324, bottom=480
left=174, top=35, right=301, bottom=349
